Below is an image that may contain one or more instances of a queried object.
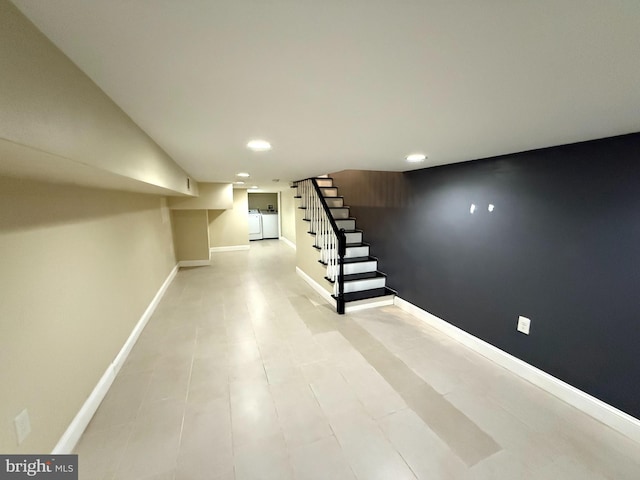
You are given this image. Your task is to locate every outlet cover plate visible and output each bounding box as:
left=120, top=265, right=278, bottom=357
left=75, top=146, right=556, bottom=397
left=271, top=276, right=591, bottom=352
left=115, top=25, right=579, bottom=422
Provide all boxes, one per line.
left=517, top=316, right=531, bottom=335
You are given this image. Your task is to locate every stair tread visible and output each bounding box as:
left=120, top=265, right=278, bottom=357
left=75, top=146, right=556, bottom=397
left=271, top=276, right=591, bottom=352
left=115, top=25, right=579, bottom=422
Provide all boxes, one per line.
left=319, top=255, right=376, bottom=266
left=334, top=287, right=396, bottom=303
left=307, top=242, right=367, bottom=248
left=344, top=271, right=385, bottom=281
left=307, top=230, right=361, bottom=237
left=326, top=271, right=386, bottom=283
left=317, top=243, right=368, bottom=250
left=341, top=256, right=376, bottom=264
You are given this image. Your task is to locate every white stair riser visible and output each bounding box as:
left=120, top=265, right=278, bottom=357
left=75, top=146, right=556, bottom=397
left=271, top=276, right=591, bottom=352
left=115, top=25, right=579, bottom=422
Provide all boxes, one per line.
left=344, top=295, right=395, bottom=312
left=330, top=209, right=350, bottom=219
left=324, top=197, right=344, bottom=207
left=335, top=219, right=356, bottom=230
left=316, top=179, right=333, bottom=187
left=343, top=261, right=377, bottom=275
left=345, top=231, right=362, bottom=243
left=345, top=246, right=369, bottom=258
left=343, top=277, right=386, bottom=293
left=320, top=187, right=338, bottom=197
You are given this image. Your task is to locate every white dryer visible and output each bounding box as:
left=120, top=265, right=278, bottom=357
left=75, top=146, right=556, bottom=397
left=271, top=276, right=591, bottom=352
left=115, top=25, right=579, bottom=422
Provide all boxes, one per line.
left=260, top=210, right=279, bottom=239
left=248, top=209, right=263, bottom=241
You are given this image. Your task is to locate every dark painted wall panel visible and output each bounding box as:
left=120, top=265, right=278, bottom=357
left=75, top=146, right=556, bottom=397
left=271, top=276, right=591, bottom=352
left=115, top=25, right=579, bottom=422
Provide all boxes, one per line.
left=332, top=133, right=640, bottom=418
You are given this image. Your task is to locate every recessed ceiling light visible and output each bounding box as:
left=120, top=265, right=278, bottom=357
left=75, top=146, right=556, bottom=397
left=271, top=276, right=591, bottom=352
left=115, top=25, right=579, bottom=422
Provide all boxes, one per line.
left=247, top=139, right=271, bottom=151
left=250, top=185, right=259, bottom=189
left=406, top=153, right=427, bottom=163
left=234, top=181, right=245, bottom=185
left=236, top=172, right=250, bottom=177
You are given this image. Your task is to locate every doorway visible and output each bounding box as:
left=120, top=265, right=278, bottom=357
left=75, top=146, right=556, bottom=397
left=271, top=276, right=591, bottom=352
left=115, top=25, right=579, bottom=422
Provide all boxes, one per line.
left=248, top=192, right=281, bottom=240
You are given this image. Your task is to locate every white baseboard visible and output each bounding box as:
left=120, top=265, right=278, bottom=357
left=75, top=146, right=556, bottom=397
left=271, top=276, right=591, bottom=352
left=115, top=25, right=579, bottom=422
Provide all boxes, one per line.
left=178, top=259, right=211, bottom=267
left=296, top=267, right=334, bottom=305
left=394, top=296, right=640, bottom=445
left=210, top=245, right=250, bottom=253
left=280, top=237, right=296, bottom=250
left=52, top=264, right=179, bottom=454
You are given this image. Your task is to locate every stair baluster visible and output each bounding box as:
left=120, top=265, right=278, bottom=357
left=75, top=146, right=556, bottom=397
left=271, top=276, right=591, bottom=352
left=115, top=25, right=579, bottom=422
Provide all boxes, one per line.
left=295, top=178, right=346, bottom=313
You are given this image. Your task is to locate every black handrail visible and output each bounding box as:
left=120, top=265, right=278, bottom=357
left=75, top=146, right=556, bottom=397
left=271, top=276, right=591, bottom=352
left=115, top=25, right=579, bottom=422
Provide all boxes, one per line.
left=310, top=179, right=346, bottom=314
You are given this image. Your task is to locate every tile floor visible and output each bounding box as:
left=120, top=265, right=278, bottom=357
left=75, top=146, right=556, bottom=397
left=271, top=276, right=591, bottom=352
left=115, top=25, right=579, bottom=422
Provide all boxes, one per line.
left=75, top=240, right=640, bottom=479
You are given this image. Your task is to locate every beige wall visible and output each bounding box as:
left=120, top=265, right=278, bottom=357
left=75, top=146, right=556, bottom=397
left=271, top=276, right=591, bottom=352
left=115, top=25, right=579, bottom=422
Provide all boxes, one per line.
left=169, top=183, right=233, bottom=210
left=0, top=176, right=176, bottom=453
left=171, top=210, right=210, bottom=262
left=209, top=189, right=249, bottom=248
left=280, top=188, right=297, bottom=245
left=248, top=193, right=278, bottom=211
left=0, top=1, right=195, bottom=196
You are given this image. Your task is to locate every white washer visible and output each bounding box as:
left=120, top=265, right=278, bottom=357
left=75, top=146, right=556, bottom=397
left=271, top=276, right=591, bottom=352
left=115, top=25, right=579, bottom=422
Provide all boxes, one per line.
left=248, top=209, right=263, bottom=240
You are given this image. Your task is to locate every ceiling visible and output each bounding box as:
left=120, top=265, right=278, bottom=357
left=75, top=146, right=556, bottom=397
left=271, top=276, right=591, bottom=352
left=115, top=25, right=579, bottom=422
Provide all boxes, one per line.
left=12, top=0, right=640, bottom=191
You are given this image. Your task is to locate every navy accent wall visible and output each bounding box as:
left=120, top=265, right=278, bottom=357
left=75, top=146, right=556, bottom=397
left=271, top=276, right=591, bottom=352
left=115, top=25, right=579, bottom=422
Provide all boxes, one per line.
left=332, top=132, right=640, bottom=419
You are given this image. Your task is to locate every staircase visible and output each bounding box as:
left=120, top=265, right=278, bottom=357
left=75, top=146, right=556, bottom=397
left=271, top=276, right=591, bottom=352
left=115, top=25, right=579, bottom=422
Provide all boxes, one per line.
left=294, top=177, right=396, bottom=313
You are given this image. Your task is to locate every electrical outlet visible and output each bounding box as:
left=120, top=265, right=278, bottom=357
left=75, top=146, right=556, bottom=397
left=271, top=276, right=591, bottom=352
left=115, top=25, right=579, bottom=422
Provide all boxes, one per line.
left=14, top=408, right=31, bottom=445
left=517, top=316, right=531, bottom=335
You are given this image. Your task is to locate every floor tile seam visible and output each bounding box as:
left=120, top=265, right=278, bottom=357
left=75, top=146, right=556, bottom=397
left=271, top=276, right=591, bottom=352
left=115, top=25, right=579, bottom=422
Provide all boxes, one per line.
left=405, top=387, right=505, bottom=467
left=231, top=427, right=296, bottom=478
left=377, top=436, right=421, bottom=480
left=125, top=351, right=197, bottom=477
left=337, top=317, right=505, bottom=468
left=226, top=381, right=240, bottom=480
left=270, top=408, right=336, bottom=477
left=306, top=330, right=409, bottom=470
left=442, top=386, right=542, bottom=450
left=315, top=424, right=369, bottom=480
left=336, top=368, right=379, bottom=415
left=351, top=405, right=422, bottom=480
left=303, top=312, right=413, bottom=419
left=304, top=365, right=361, bottom=457
left=484, top=388, right=568, bottom=436
left=327, top=412, right=419, bottom=480
left=229, top=344, right=281, bottom=469
left=73, top=426, right=132, bottom=477
left=80, top=410, right=136, bottom=441
left=538, top=434, right=635, bottom=478
left=560, top=430, right=640, bottom=471
left=175, top=328, right=199, bottom=461
left=109, top=370, right=156, bottom=476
